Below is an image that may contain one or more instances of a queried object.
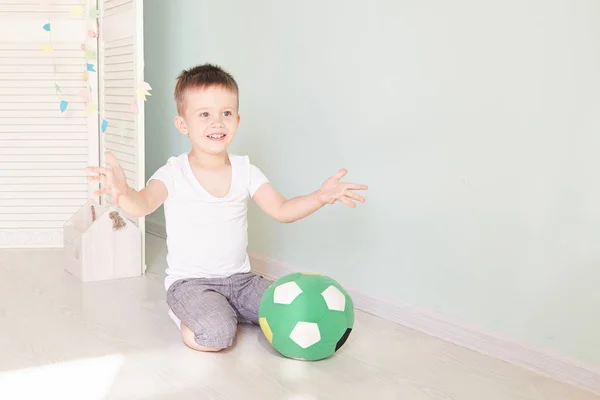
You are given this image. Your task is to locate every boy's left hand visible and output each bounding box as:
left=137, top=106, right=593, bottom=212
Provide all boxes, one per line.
left=318, top=169, right=368, bottom=208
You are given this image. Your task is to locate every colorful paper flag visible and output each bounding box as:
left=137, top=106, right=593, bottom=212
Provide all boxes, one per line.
left=130, top=103, right=139, bottom=115
left=89, top=9, right=100, bottom=19
left=60, top=100, right=69, bottom=113
left=136, top=81, right=152, bottom=101
left=86, top=63, right=96, bottom=72
left=85, top=50, right=97, bottom=59
left=136, top=89, right=150, bottom=101
left=69, top=6, right=83, bottom=16
left=118, top=121, right=125, bottom=138
left=41, top=45, right=53, bottom=53
left=139, top=81, right=152, bottom=91
left=81, top=71, right=88, bottom=80
left=87, top=30, right=98, bottom=39
left=42, top=23, right=51, bottom=32
left=80, top=43, right=86, bottom=51
left=54, top=83, right=61, bottom=93
left=101, top=119, right=108, bottom=133
left=86, top=103, right=97, bottom=114
left=78, top=89, right=89, bottom=102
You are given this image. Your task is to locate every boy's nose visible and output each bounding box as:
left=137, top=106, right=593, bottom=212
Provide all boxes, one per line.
left=211, top=119, right=225, bottom=128
left=211, top=114, right=225, bottom=125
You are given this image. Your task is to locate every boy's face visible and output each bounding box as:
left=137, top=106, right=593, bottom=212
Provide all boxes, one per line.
left=174, top=85, right=240, bottom=155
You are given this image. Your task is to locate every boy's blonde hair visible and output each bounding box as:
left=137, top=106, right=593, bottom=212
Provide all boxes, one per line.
left=174, top=63, right=239, bottom=115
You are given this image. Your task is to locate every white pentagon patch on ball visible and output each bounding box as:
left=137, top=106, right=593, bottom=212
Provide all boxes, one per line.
left=321, top=285, right=346, bottom=312
left=273, top=281, right=303, bottom=304
left=289, top=321, right=321, bottom=348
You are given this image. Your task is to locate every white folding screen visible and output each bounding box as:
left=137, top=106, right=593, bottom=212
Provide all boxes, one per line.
left=0, top=0, right=145, bottom=267
left=98, top=0, right=145, bottom=267
left=0, top=0, right=99, bottom=248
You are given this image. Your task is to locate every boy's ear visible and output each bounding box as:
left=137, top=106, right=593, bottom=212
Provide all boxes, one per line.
left=174, top=115, right=188, bottom=135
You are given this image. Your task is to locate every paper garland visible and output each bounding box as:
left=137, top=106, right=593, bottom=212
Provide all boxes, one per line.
left=41, top=6, right=152, bottom=139
left=69, top=6, right=83, bottom=16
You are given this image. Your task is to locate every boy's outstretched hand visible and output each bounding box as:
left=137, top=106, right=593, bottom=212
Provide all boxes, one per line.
left=317, top=168, right=368, bottom=208
left=253, top=167, right=367, bottom=223
left=85, top=152, right=129, bottom=206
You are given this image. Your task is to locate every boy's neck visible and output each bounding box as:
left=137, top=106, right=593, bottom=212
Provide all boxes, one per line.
left=188, top=149, right=230, bottom=169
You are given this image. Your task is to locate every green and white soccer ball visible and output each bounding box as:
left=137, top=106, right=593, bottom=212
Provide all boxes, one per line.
left=258, top=272, right=354, bottom=361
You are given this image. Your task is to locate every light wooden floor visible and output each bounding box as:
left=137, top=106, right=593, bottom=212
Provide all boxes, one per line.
left=0, top=235, right=597, bottom=400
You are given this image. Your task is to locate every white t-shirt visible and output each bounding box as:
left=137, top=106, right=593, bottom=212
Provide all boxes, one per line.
left=148, top=153, right=269, bottom=291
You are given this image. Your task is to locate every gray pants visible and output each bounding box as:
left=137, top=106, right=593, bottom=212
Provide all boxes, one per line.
left=166, top=272, right=272, bottom=349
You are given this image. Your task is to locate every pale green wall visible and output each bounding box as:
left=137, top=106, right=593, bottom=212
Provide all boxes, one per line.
left=144, top=0, right=600, bottom=366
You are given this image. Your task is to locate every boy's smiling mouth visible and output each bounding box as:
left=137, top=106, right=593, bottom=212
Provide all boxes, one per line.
left=206, top=133, right=227, bottom=141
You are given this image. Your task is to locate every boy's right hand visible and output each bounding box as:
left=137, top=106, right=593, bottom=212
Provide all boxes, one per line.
left=85, top=152, right=130, bottom=206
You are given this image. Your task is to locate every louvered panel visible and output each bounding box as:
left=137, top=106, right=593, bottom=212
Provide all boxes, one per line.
left=0, top=140, right=88, bottom=148
left=0, top=86, right=86, bottom=96
left=0, top=199, right=84, bottom=206
left=0, top=169, right=85, bottom=177
left=0, top=0, right=99, bottom=248
left=0, top=105, right=84, bottom=114
left=0, top=102, right=86, bottom=111
left=104, top=101, right=134, bottom=112
left=0, top=95, right=86, bottom=104
left=105, top=69, right=134, bottom=81
left=105, top=94, right=132, bottom=105
left=104, top=62, right=134, bottom=74
left=0, top=1, right=83, bottom=16
left=100, top=24, right=137, bottom=195
left=0, top=147, right=87, bottom=155
left=0, top=80, right=85, bottom=88
left=105, top=0, right=132, bottom=11
left=104, top=108, right=134, bottom=119
left=104, top=128, right=135, bottom=140
left=0, top=125, right=86, bottom=133
left=0, top=192, right=88, bottom=199
left=3, top=155, right=87, bottom=163
left=0, top=177, right=85, bottom=185
left=105, top=133, right=135, bottom=147
left=2, top=184, right=86, bottom=192
left=0, top=162, right=88, bottom=170
left=104, top=52, right=133, bottom=66
left=0, top=65, right=84, bottom=74
left=1, top=206, right=81, bottom=214
left=104, top=141, right=134, bottom=158
left=0, top=132, right=87, bottom=140
left=0, top=119, right=87, bottom=127
left=98, top=0, right=144, bottom=268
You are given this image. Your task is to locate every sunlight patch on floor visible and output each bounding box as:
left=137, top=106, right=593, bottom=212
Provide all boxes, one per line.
left=0, top=354, right=125, bottom=400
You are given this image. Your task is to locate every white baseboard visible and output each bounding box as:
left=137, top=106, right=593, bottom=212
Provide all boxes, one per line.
left=0, top=229, right=63, bottom=248
left=145, top=222, right=600, bottom=395
left=249, top=253, right=600, bottom=396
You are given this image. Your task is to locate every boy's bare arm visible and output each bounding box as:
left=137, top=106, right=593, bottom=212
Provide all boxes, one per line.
left=112, top=180, right=167, bottom=217
left=253, top=168, right=367, bottom=223
left=85, top=152, right=168, bottom=217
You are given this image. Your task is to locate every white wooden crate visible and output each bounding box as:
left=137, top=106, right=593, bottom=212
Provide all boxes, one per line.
left=63, top=198, right=142, bottom=282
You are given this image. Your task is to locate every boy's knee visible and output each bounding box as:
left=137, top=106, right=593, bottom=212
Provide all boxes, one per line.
left=181, top=321, right=236, bottom=352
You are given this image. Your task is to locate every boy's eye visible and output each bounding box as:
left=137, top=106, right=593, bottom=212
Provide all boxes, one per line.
left=223, top=111, right=232, bottom=117
left=199, top=112, right=209, bottom=118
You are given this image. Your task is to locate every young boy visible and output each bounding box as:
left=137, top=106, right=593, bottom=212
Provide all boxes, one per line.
left=85, top=64, right=367, bottom=352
